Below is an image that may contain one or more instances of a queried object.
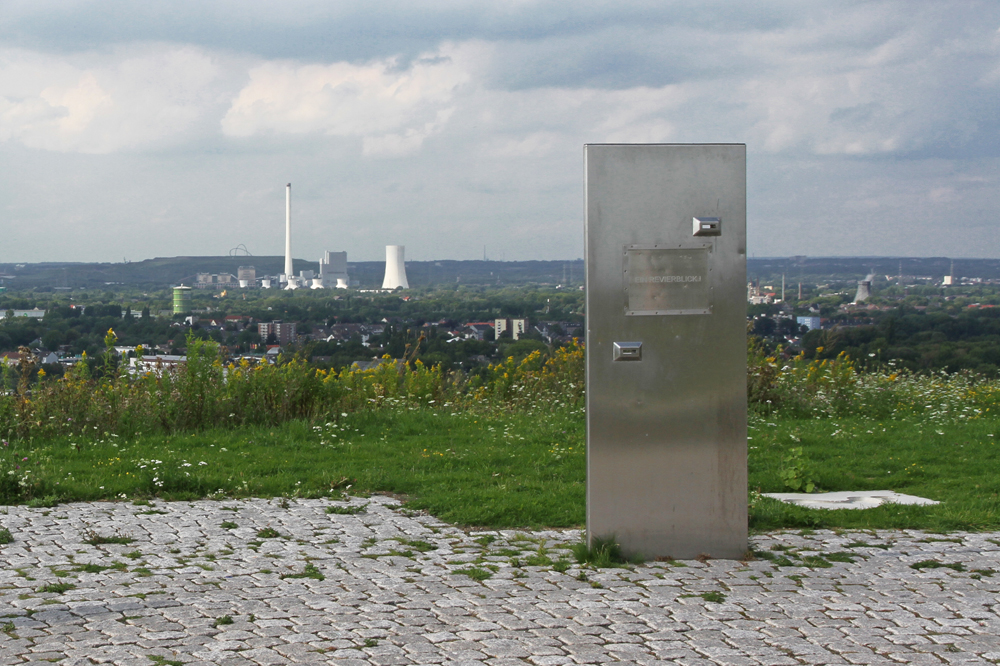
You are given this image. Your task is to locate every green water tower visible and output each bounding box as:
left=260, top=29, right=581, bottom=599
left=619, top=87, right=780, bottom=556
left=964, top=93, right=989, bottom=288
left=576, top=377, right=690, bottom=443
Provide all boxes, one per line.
left=172, top=285, right=192, bottom=315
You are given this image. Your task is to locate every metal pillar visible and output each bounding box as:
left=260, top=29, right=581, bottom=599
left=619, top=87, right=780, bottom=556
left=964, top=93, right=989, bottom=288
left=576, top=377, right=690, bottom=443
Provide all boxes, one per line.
left=585, top=144, right=747, bottom=560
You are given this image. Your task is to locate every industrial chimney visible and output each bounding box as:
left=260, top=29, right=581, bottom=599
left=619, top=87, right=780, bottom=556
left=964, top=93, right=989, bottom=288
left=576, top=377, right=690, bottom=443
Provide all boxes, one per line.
left=283, top=183, right=298, bottom=289
left=382, top=245, right=409, bottom=290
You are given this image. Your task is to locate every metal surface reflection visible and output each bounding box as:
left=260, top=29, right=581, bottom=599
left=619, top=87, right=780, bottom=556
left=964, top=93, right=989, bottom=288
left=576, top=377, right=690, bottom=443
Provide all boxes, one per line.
left=585, top=144, right=747, bottom=559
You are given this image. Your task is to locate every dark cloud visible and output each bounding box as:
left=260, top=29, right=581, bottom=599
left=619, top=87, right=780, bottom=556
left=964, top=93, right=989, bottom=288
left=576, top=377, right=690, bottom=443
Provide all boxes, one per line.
left=0, top=0, right=801, bottom=64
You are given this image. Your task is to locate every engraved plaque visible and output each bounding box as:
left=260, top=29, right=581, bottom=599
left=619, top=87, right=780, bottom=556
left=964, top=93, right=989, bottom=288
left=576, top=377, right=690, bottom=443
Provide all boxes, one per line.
left=624, top=246, right=711, bottom=315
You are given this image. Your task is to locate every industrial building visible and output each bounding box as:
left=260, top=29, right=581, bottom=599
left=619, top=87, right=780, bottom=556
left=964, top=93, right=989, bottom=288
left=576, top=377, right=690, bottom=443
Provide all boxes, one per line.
left=314, top=251, right=349, bottom=289
left=172, top=286, right=192, bottom=314
left=238, top=266, right=256, bottom=288
left=195, top=273, right=238, bottom=288
left=0, top=308, right=46, bottom=320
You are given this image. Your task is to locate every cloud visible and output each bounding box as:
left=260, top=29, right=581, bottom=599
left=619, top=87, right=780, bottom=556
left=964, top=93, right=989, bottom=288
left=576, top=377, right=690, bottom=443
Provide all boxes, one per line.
left=1, top=1, right=1000, bottom=263
left=0, top=45, right=233, bottom=153
left=3, top=2, right=998, bottom=162
left=221, top=46, right=471, bottom=155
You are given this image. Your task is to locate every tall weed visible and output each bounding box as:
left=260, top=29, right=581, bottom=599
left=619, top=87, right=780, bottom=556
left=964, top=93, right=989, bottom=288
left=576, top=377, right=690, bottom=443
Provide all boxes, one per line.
left=749, top=339, right=1000, bottom=423
left=0, top=339, right=586, bottom=441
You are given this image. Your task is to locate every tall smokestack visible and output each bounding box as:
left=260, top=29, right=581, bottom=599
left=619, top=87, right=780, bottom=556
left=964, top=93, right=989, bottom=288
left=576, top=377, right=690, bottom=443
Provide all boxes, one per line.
left=284, top=183, right=293, bottom=281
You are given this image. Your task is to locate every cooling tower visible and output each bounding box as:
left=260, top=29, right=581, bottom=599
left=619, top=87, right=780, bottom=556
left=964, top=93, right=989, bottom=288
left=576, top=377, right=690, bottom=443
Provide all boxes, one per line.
left=853, top=273, right=875, bottom=303
left=382, top=245, right=409, bottom=290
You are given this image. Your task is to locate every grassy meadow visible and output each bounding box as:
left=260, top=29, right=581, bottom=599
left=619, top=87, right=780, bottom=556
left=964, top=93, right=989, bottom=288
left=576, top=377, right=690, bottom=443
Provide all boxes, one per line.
left=2, top=336, right=1000, bottom=532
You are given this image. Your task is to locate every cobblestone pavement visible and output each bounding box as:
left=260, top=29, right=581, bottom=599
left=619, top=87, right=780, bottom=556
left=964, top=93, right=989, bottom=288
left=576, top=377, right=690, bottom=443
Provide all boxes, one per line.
left=2, top=497, right=999, bottom=666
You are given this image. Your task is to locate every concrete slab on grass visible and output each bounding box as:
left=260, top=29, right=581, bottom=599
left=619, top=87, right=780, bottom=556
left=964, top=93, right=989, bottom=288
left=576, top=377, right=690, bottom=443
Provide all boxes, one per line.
left=764, top=490, right=939, bottom=510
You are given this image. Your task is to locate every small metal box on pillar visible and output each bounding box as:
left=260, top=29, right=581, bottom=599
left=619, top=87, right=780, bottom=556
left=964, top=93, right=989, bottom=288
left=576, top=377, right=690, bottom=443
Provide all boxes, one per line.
left=584, top=144, right=747, bottom=560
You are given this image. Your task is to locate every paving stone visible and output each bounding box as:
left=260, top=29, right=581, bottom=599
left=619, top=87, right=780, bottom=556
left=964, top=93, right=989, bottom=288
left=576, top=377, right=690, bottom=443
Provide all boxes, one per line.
left=1, top=499, right=999, bottom=664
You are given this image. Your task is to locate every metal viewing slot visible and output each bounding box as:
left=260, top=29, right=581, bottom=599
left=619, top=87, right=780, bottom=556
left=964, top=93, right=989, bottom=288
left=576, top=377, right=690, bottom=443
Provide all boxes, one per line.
left=692, top=216, right=721, bottom=236
left=613, top=341, right=642, bottom=361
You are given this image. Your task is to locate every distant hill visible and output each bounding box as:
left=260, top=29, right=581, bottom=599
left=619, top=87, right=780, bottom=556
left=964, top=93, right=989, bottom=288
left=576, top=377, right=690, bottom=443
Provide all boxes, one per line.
left=2, top=255, right=996, bottom=291
left=746, top=257, right=1000, bottom=283
left=0, top=256, right=586, bottom=290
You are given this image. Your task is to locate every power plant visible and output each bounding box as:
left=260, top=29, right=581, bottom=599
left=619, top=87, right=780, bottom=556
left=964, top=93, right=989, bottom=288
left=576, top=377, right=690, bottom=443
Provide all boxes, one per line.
left=222, top=186, right=406, bottom=290
left=382, top=245, right=409, bottom=290
left=314, top=251, right=349, bottom=289
left=272, top=183, right=352, bottom=290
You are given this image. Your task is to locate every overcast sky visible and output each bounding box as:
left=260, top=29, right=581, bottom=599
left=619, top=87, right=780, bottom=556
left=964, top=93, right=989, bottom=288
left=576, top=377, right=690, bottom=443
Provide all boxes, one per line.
left=1, top=0, right=998, bottom=263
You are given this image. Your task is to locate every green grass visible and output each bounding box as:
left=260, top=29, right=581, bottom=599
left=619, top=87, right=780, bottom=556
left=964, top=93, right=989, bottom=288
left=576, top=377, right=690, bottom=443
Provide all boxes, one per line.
left=395, top=538, right=436, bottom=552
left=680, top=591, right=726, bottom=603
left=281, top=563, right=325, bottom=580
left=83, top=530, right=134, bottom=546
left=452, top=566, right=493, bottom=581
left=325, top=504, right=368, bottom=515
left=3, top=403, right=1000, bottom=532
left=909, top=559, right=965, bottom=572
left=37, top=582, right=75, bottom=594
left=747, top=414, right=1000, bottom=532
left=0, top=408, right=585, bottom=528
left=0, top=527, right=12, bottom=545
left=572, top=535, right=637, bottom=567
left=147, top=655, right=184, bottom=666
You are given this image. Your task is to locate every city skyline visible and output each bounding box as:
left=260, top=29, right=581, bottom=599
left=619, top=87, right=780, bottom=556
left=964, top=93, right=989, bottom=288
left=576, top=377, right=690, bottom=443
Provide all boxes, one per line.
left=1, top=1, right=998, bottom=263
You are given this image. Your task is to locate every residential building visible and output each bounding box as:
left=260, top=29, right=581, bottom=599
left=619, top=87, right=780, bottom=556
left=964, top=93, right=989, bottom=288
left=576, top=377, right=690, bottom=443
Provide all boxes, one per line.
left=495, top=318, right=527, bottom=340
left=258, top=321, right=297, bottom=345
